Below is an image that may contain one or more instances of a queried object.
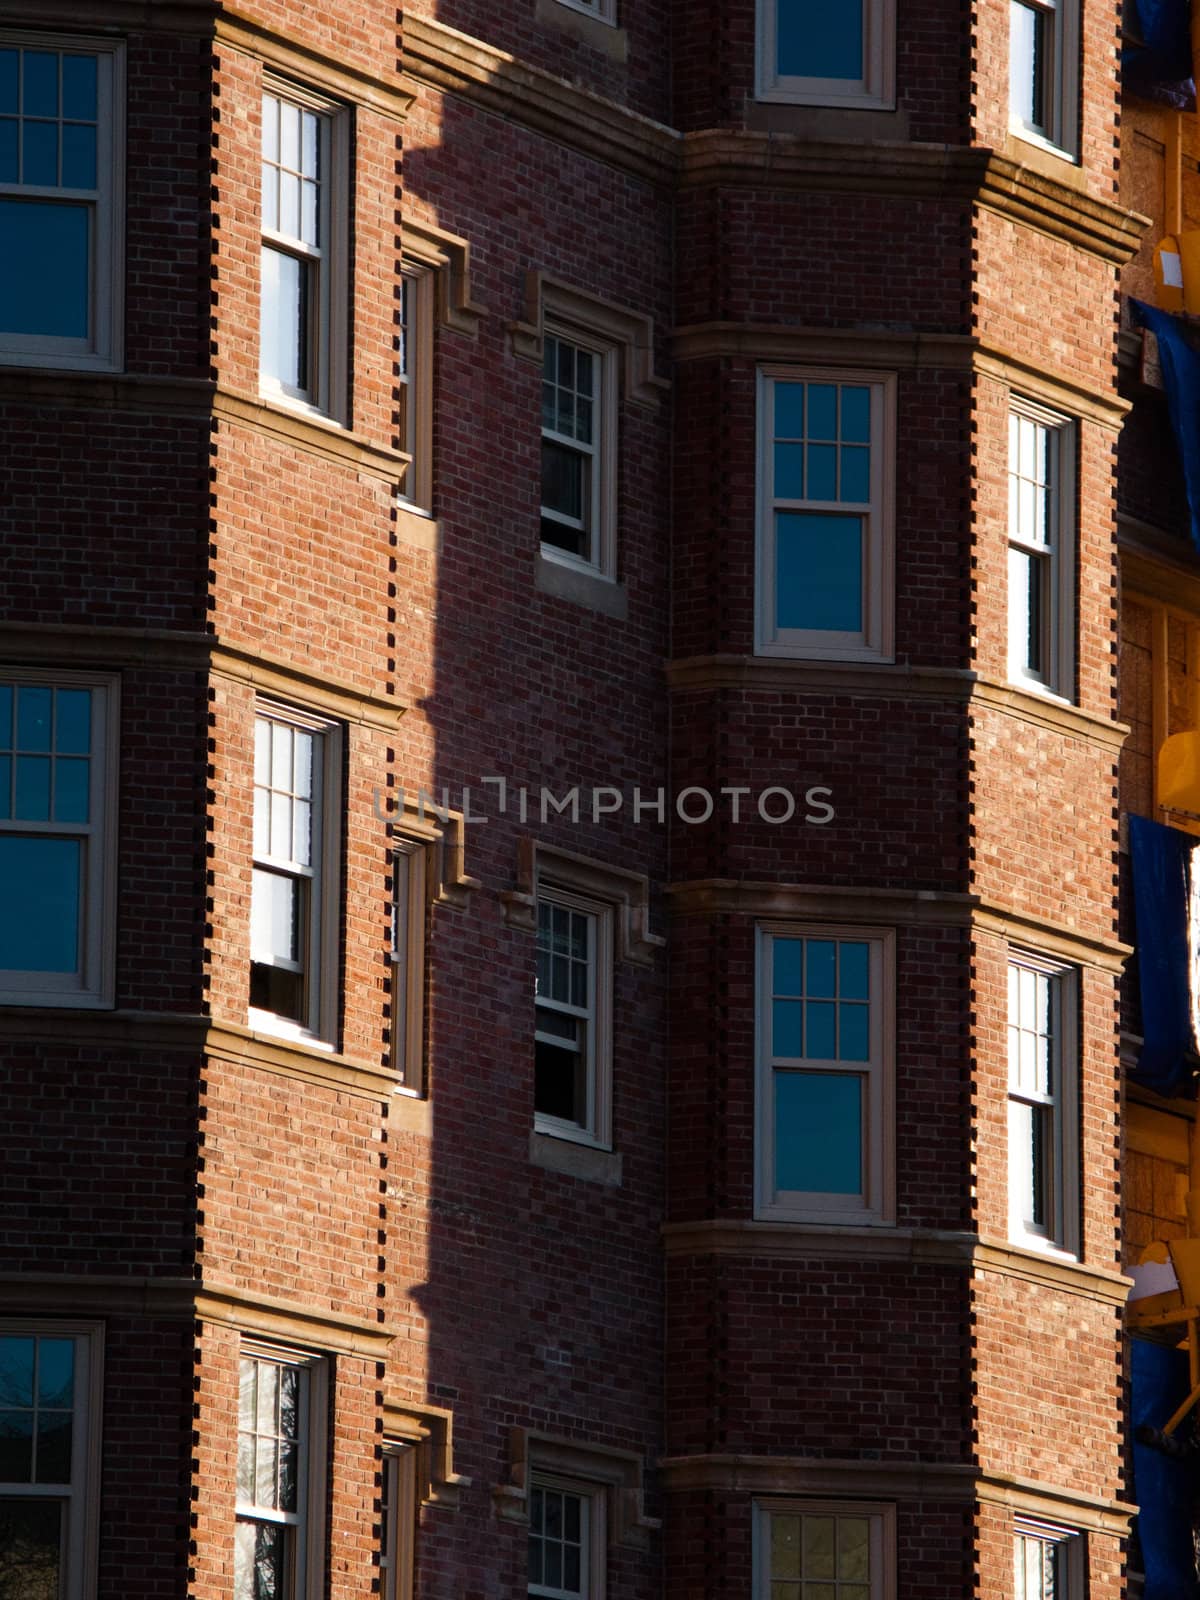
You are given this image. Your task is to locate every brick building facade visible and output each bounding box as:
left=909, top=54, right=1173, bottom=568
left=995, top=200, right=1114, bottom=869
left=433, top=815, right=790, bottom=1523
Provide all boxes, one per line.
left=0, top=0, right=1173, bottom=1596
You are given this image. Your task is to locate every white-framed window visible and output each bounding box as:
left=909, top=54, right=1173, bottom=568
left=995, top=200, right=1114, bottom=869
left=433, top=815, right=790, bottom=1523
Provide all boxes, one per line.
left=754, top=1500, right=895, bottom=1600
left=756, top=368, right=895, bottom=662
left=259, top=81, right=347, bottom=421
left=1014, top=1518, right=1085, bottom=1599
left=528, top=1475, right=606, bottom=1600
left=553, top=0, right=617, bottom=21
left=755, top=926, right=895, bottom=1224
left=0, top=34, right=123, bottom=370
left=235, top=1348, right=327, bottom=1600
left=1007, top=955, right=1079, bottom=1257
left=391, top=840, right=429, bottom=1091
left=1007, top=402, right=1075, bottom=698
left=0, top=674, right=116, bottom=1008
left=398, top=261, right=435, bottom=513
left=541, top=327, right=618, bottom=580
left=0, top=1322, right=103, bottom=1600
left=380, top=1442, right=417, bottom=1600
left=250, top=704, right=341, bottom=1043
left=534, top=888, right=614, bottom=1149
left=1009, top=0, right=1078, bottom=157
left=755, top=0, right=896, bottom=108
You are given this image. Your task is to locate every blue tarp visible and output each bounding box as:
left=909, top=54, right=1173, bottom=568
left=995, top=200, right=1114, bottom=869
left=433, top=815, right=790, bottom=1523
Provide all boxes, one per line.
left=1132, top=303, right=1200, bottom=555
left=1130, top=814, right=1199, bottom=1095
left=1124, top=0, right=1196, bottom=107
left=1132, top=1338, right=1200, bottom=1598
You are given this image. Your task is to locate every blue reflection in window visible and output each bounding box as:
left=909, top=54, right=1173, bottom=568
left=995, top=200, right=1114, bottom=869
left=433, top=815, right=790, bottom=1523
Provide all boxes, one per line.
left=774, top=382, right=805, bottom=438
left=776, top=512, right=863, bottom=632
left=840, top=445, right=870, bottom=502
left=62, top=55, right=97, bottom=122
left=806, top=999, right=836, bottom=1057
left=806, top=383, right=838, bottom=439
left=774, top=441, right=805, bottom=499
left=0, top=837, right=80, bottom=973
left=17, top=688, right=51, bottom=752
left=62, top=125, right=96, bottom=190
left=54, top=759, right=89, bottom=825
left=777, top=0, right=864, bottom=80
left=0, top=201, right=89, bottom=339
left=841, top=386, right=870, bottom=443
left=0, top=687, right=10, bottom=750
left=775, top=1072, right=862, bottom=1193
left=839, top=1002, right=870, bottom=1061
left=23, top=53, right=58, bottom=118
left=773, top=997, right=804, bottom=1057
left=0, top=52, right=17, bottom=115
left=0, top=119, right=15, bottom=184
left=55, top=691, right=90, bottom=755
left=22, top=121, right=57, bottom=187
left=773, top=937, right=804, bottom=995
left=805, top=939, right=836, bottom=998
left=839, top=941, right=870, bottom=1000
left=15, top=756, right=50, bottom=821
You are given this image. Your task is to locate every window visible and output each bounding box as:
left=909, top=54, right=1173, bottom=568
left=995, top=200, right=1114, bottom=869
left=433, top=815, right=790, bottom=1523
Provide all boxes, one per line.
left=250, top=705, right=341, bottom=1042
left=756, top=369, right=895, bottom=662
left=755, top=0, right=896, bottom=108
left=1007, top=403, right=1075, bottom=698
left=1007, top=956, right=1079, bottom=1256
left=1014, top=1519, right=1084, bottom=1599
left=260, top=83, right=346, bottom=419
left=0, top=675, right=115, bottom=1007
left=235, top=1350, right=326, bottom=1600
left=755, top=1501, right=894, bottom=1600
left=380, top=1443, right=417, bottom=1600
left=528, top=1476, right=604, bottom=1600
left=1009, top=0, right=1078, bottom=155
left=756, top=927, right=895, bottom=1224
left=0, top=35, right=122, bottom=369
left=554, top=0, right=617, bottom=21
left=398, top=262, right=434, bottom=512
left=391, top=841, right=429, bottom=1090
left=541, top=329, right=618, bottom=579
left=534, top=889, right=613, bottom=1149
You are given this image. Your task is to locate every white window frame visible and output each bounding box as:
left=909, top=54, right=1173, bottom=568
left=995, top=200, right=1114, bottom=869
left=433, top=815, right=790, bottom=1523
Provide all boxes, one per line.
left=0, top=671, right=117, bottom=1008
left=0, top=1320, right=103, bottom=1600
left=380, top=1442, right=417, bottom=1600
left=755, top=924, right=895, bottom=1225
left=249, top=702, right=342, bottom=1046
left=235, top=1346, right=328, bottom=1600
left=1014, top=1517, right=1085, bottom=1599
left=554, top=0, right=617, bottom=22
left=540, top=323, right=619, bottom=581
left=528, top=1472, right=606, bottom=1600
left=1007, top=952, right=1079, bottom=1258
left=755, top=367, right=896, bottom=663
left=755, top=0, right=896, bottom=108
left=1007, top=399, right=1076, bottom=700
left=259, top=78, right=348, bottom=423
left=0, top=33, right=124, bottom=371
left=398, top=260, right=435, bottom=513
left=1008, top=0, right=1079, bottom=160
left=534, top=884, right=614, bottom=1151
left=753, top=1499, right=896, bottom=1600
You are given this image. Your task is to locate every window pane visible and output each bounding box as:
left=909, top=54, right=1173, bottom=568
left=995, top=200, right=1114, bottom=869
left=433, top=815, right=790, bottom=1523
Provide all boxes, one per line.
left=778, top=0, right=864, bottom=77
left=542, top=440, right=585, bottom=521
left=34, top=1410, right=72, bottom=1484
left=15, top=756, right=50, bottom=821
left=535, top=1037, right=585, bottom=1123
left=61, top=124, right=96, bottom=190
left=806, top=442, right=837, bottom=501
left=1010, top=0, right=1046, bottom=130
left=17, top=687, right=52, bottom=752
left=775, top=1071, right=863, bottom=1193
left=0, top=200, right=89, bottom=339
left=54, top=758, right=89, bottom=824
left=54, top=690, right=91, bottom=756
left=235, top=1520, right=287, bottom=1600
left=0, top=119, right=16, bottom=184
left=771, top=1514, right=801, bottom=1578
left=840, top=445, right=870, bottom=502
left=0, top=51, right=16, bottom=114
left=773, top=937, right=804, bottom=996
left=838, top=1517, right=871, bottom=1579
left=22, top=120, right=58, bottom=187
left=0, top=1339, right=34, bottom=1407
left=0, top=837, right=81, bottom=973
left=23, top=52, right=59, bottom=118
left=803, top=1514, right=837, bottom=1578
left=0, top=1499, right=62, bottom=1598
left=774, top=441, right=805, bottom=499
left=772, top=997, right=804, bottom=1057
left=806, top=383, right=838, bottom=439
left=61, top=54, right=98, bottom=121
left=0, top=1411, right=33, bottom=1481
left=776, top=512, right=863, bottom=633
left=840, top=386, right=871, bottom=443
left=839, top=1002, right=870, bottom=1061
left=36, top=1342, right=73, bottom=1409
left=260, top=245, right=308, bottom=393
left=806, top=999, right=836, bottom=1057
left=805, top=939, right=836, bottom=998
left=250, top=868, right=300, bottom=965
left=774, top=381, right=805, bottom=437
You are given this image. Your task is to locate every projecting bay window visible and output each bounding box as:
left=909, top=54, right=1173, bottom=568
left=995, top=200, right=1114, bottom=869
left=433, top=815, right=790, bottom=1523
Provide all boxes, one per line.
left=250, top=706, right=340, bottom=1043
left=235, top=1351, right=326, bottom=1600
left=756, top=926, right=894, bottom=1224
left=755, top=0, right=896, bottom=108
left=1007, top=956, right=1079, bottom=1256
left=756, top=369, right=895, bottom=662
left=1009, top=0, right=1078, bottom=156
left=1007, top=403, right=1075, bottom=698
left=0, top=676, right=115, bottom=1007
left=260, top=84, right=346, bottom=420
left=534, top=890, right=613, bottom=1148
left=0, top=1324, right=102, bottom=1600
left=541, top=329, right=617, bottom=578
left=0, top=36, right=122, bottom=369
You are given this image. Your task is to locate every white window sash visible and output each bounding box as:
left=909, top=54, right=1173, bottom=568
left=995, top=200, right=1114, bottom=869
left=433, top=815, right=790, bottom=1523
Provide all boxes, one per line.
left=534, top=888, right=611, bottom=1148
